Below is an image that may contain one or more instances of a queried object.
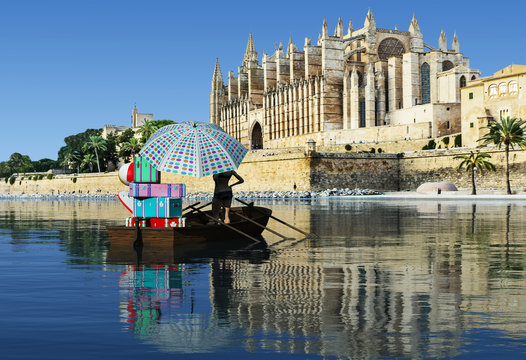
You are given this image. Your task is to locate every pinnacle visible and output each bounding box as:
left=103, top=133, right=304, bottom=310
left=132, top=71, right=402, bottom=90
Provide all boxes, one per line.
left=212, top=58, right=223, bottom=84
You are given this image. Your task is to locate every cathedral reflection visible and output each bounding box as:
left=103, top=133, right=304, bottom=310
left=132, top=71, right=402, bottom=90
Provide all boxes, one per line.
left=115, top=200, right=526, bottom=358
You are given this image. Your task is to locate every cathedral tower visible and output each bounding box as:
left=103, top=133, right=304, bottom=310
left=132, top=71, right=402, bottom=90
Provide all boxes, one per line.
left=210, top=59, right=225, bottom=125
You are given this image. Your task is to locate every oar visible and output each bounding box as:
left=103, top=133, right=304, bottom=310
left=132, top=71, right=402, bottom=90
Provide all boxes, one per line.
left=183, top=201, right=201, bottom=212
left=235, top=198, right=318, bottom=238
left=187, top=204, right=262, bottom=243
left=231, top=210, right=292, bottom=240
left=183, top=201, right=211, bottom=216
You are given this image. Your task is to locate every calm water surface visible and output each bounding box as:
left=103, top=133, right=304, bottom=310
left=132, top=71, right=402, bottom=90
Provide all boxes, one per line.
left=1, top=199, right=526, bottom=359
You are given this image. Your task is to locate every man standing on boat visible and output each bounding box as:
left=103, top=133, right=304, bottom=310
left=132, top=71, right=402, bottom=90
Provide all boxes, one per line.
left=212, top=170, right=244, bottom=224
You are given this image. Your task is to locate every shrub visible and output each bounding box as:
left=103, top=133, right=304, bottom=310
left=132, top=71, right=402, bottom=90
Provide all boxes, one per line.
left=19, top=181, right=22, bottom=185
left=21, top=176, right=24, bottom=181
left=38, top=174, right=44, bottom=180
left=442, top=136, right=450, bottom=147
left=72, top=177, right=77, bottom=183
left=9, top=176, right=16, bottom=185
left=378, top=148, right=383, bottom=153
left=425, top=139, right=436, bottom=150
left=370, top=148, right=376, bottom=153
left=4, top=177, right=8, bottom=183
left=454, top=134, right=462, bottom=147
left=33, top=176, right=37, bottom=181
left=46, top=174, right=54, bottom=180
left=344, top=144, right=352, bottom=151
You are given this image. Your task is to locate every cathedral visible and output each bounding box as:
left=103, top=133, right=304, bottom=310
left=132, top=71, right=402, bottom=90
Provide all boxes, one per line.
left=210, top=10, right=480, bottom=150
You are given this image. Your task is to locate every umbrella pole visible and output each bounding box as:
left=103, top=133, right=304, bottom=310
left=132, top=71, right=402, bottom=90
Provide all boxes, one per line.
left=231, top=211, right=292, bottom=240
left=235, top=198, right=318, bottom=238
left=187, top=204, right=262, bottom=243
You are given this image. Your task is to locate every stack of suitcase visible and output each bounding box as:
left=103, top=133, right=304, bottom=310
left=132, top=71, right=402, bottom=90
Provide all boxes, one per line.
left=125, top=155, right=186, bottom=228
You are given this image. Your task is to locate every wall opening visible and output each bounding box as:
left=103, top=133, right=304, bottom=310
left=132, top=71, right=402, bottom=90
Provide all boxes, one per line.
left=251, top=122, right=263, bottom=149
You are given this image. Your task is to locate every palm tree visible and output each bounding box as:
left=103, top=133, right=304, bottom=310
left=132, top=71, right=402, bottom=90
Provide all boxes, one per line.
left=478, top=117, right=526, bottom=194
left=81, top=154, right=97, bottom=172
left=455, top=151, right=496, bottom=195
left=62, top=150, right=80, bottom=173
left=120, top=138, right=142, bottom=161
left=136, top=120, right=159, bottom=143
left=82, top=136, right=107, bottom=173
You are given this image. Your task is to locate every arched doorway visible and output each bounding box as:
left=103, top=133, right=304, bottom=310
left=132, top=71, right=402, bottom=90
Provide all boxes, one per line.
left=251, top=122, right=263, bottom=149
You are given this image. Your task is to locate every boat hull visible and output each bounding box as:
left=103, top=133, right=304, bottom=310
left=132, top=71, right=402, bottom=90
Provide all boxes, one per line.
left=108, top=205, right=271, bottom=243
left=107, top=206, right=271, bottom=264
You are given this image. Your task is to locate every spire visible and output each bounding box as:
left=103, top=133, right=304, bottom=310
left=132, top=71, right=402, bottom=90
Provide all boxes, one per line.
left=243, top=33, right=258, bottom=66
left=452, top=31, right=460, bottom=52
left=347, top=18, right=353, bottom=35
left=364, top=8, right=375, bottom=28
left=439, top=29, right=447, bottom=51
left=409, top=13, right=421, bottom=34
left=334, top=17, right=343, bottom=38
left=211, top=58, right=224, bottom=89
left=322, top=17, right=328, bottom=38
left=286, top=37, right=296, bottom=57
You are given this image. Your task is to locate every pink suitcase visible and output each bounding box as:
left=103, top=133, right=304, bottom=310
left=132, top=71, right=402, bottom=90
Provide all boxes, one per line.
left=129, top=183, right=186, bottom=198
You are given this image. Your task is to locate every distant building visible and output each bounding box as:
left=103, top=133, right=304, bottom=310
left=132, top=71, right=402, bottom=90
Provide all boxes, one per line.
left=131, top=104, right=153, bottom=128
left=102, top=104, right=153, bottom=139
left=461, top=65, right=526, bottom=146
left=210, top=10, right=479, bottom=149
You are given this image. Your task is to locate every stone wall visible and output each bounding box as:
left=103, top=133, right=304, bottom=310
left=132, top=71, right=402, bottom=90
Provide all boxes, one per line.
left=400, top=147, right=526, bottom=191
left=310, top=153, right=399, bottom=190
left=2, top=146, right=526, bottom=194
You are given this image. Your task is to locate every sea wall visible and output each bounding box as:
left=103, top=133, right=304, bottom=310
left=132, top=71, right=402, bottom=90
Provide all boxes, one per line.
left=400, top=147, right=526, bottom=191
left=2, top=146, right=526, bottom=194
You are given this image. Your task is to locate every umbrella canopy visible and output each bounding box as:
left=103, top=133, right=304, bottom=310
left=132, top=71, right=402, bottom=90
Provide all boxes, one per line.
left=139, top=121, right=248, bottom=177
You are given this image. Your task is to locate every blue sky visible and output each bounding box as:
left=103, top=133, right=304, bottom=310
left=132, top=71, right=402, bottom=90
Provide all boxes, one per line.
left=1, top=0, right=524, bottom=161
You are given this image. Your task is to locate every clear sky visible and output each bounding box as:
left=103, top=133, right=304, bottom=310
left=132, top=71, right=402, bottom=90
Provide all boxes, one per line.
left=1, top=0, right=524, bottom=161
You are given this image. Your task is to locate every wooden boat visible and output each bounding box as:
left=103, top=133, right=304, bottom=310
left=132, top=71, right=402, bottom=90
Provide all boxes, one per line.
left=107, top=205, right=272, bottom=248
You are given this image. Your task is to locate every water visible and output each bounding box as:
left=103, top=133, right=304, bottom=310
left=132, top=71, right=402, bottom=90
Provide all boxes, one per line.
left=1, top=199, right=526, bottom=359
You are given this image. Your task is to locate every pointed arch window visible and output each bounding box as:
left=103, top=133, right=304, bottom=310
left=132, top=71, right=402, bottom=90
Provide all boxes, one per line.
left=421, top=63, right=431, bottom=104
left=442, top=60, right=454, bottom=72
left=459, top=75, right=466, bottom=88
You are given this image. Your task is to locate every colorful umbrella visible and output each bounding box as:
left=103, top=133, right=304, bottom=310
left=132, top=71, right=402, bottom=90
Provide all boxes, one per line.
left=139, top=121, right=248, bottom=177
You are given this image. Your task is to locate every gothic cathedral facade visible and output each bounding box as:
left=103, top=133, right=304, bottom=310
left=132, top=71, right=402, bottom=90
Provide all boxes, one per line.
left=210, top=10, right=480, bottom=149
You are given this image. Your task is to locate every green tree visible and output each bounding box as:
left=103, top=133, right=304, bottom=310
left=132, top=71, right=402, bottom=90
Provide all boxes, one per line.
left=120, top=137, right=142, bottom=161
left=57, top=128, right=101, bottom=165
left=8, top=153, right=32, bottom=175
left=61, top=150, right=80, bottom=173
left=137, top=120, right=159, bottom=144
left=101, top=132, right=119, bottom=171
left=0, top=161, right=12, bottom=178
left=117, top=128, right=135, bottom=145
left=32, top=158, right=58, bottom=172
left=455, top=151, right=496, bottom=195
left=81, top=154, right=97, bottom=172
left=82, top=136, right=107, bottom=173
left=478, top=117, right=526, bottom=194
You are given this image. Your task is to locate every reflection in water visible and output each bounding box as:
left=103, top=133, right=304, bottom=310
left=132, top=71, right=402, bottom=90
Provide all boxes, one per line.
left=2, top=199, right=526, bottom=358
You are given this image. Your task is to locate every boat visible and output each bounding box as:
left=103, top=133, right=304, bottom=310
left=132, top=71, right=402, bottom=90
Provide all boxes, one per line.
left=107, top=205, right=272, bottom=248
